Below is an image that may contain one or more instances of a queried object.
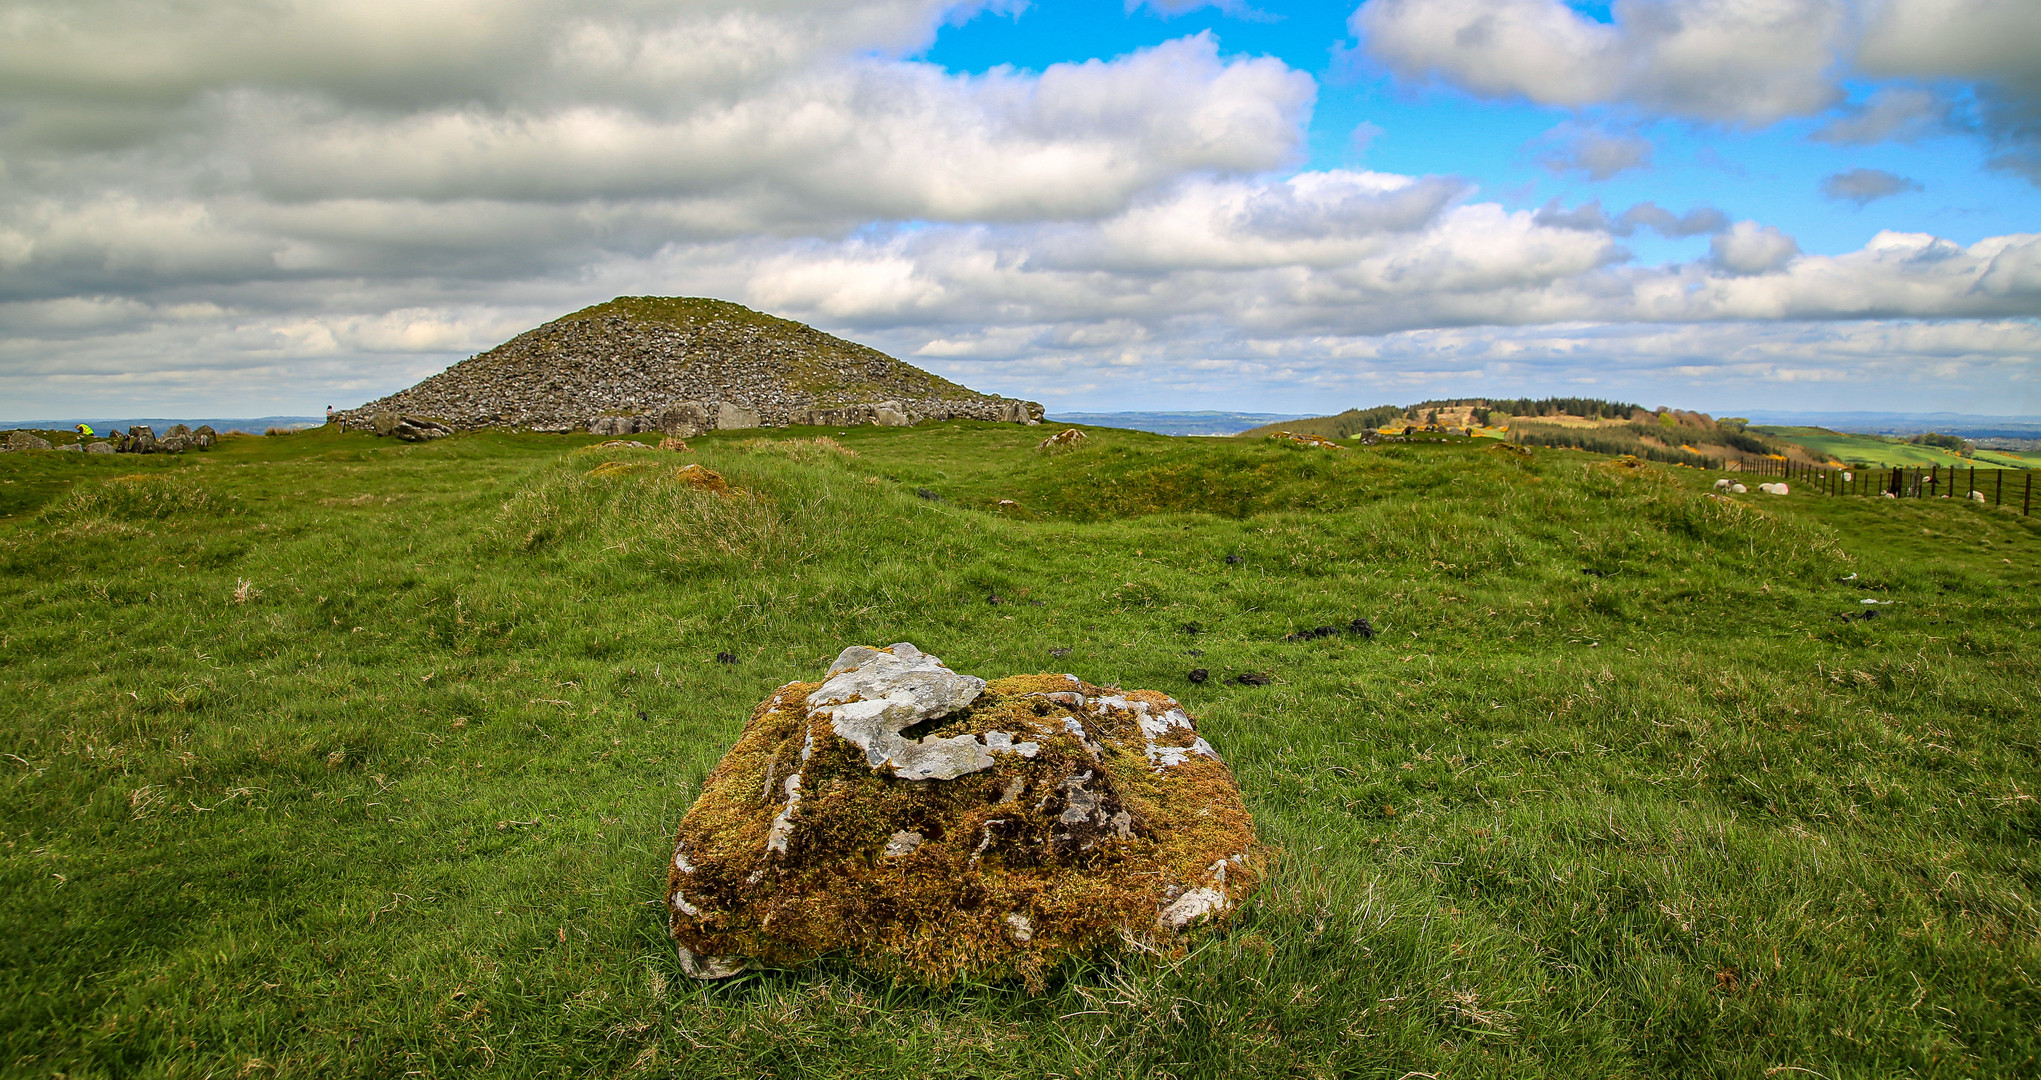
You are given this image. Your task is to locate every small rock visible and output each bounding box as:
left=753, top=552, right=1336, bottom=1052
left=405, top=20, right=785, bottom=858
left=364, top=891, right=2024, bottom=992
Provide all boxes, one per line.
left=1224, top=554, right=1243, bottom=566
left=716, top=652, right=737, bottom=664
left=1050, top=647, right=1071, bottom=658
left=675, top=464, right=729, bottom=492
left=1235, top=672, right=1270, bottom=686
left=1348, top=618, right=1375, bottom=639
left=916, top=487, right=939, bottom=500
left=84, top=441, right=114, bottom=455
left=1266, top=431, right=1345, bottom=450
left=995, top=498, right=1018, bottom=508
left=1187, top=669, right=1209, bottom=684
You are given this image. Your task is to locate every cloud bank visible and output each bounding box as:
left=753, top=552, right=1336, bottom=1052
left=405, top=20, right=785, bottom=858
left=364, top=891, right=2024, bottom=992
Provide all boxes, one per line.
left=0, top=0, right=2036, bottom=417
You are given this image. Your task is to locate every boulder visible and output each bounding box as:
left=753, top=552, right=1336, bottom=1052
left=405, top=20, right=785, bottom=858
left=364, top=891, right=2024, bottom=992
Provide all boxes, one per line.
left=56, top=442, right=81, bottom=452
left=715, top=402, right=762, bottom=430
left=5, top=431, right=52, bottom=452
left=390, top=415, right=452, bottom=442
left=1037, top=428, right=1087, bottom=450
left=157, top=435, right=191, bottom=453
left=192, top=426, right=218, bottom=449
left=659, top=402, right=713, bottom=438
left=871, top=401, right=911, bottom=427
left=84, top=441, right=114, bottom=455
left=667, top=643, right=1263, bottom=989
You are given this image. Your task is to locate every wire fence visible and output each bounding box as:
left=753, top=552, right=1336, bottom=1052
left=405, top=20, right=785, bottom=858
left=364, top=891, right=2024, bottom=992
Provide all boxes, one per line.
left=1726, top=456, right=2034, bottom=515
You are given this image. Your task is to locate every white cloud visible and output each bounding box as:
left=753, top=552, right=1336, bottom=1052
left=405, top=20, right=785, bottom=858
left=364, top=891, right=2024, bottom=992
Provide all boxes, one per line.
left=1351, top=0, right=2041, bottom=179
left=1710, top=221, right=1802, bottom=275
left=1353, top=0, right=1849, bottom=124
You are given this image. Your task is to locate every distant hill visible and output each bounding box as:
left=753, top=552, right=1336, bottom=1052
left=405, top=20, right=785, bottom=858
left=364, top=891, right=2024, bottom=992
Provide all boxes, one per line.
left=1237, top=398, right=1814, bottom=469
left=1, top=416, right=322, bottom=434
left=1046, top=411, right=1309, bottom=436
left=338, top=296, right=1040, bottom=433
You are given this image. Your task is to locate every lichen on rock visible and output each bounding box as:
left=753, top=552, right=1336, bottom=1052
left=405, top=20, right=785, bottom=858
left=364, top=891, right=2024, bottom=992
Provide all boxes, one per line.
left=666, top=643, right=1265, bottom=990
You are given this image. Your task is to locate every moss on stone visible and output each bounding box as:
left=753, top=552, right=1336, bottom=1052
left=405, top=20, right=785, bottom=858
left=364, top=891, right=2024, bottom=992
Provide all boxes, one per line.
left=667, top=660, right=1266, bottom=991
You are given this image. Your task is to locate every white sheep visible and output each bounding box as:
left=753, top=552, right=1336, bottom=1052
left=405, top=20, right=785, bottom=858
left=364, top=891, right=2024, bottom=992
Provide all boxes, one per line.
left=1970, top=490, right=1986, bottom=503
left=1731, top=483, right=1748, bottom=494
left=1713, top=478, right=1733, bottom=491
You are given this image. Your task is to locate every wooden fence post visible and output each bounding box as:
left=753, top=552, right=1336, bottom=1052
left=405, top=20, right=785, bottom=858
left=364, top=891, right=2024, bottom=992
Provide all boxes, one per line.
left=1997, top=469, right=2004, bottom=506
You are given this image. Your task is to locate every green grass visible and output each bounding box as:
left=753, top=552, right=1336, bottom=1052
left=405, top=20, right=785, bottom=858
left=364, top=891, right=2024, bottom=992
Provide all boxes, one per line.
left=3, top=424, right=2039, bottom=1078
left=1756, top=426, right=2041, bottom=470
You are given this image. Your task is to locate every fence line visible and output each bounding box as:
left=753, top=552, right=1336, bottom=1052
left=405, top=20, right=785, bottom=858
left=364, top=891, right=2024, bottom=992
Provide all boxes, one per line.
left=1720, top=455, right=2033, bottom=515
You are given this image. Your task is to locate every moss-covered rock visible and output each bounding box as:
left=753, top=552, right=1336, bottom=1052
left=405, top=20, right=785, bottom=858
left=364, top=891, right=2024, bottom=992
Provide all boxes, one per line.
left=667, top=643, right=1264, bottom=990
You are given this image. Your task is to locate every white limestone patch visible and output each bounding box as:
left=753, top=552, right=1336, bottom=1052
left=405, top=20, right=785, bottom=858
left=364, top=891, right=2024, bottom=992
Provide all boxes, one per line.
left=808, top=642, right=1048, bottom=781
left=1156, top=887, right=1229, bottom=932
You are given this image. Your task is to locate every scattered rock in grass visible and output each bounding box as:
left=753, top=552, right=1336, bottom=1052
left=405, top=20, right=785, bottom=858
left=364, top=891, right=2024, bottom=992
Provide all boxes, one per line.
left=1037, top=428, right=1087, bottom=450
left=666, top=643, right=1264, bottom=989
left=716, top=651, right=737, bottom=664
left=84, top=442, right=113, bottom=454
left=996, top=499, right=1018, bottom=508
left=5, top=431, right=52, bottom=452
left=1224, top=554, right=1243, bottom=566
left=1279, top=618, right=1376, bottom=643
left=1266, top=431, right=1345, bottom=450
left=1187, top=668, right=1208, bottom=684
left=1050, top=648, right=1071, bottom=658
left=1235, top=672, right=1271, bottom=686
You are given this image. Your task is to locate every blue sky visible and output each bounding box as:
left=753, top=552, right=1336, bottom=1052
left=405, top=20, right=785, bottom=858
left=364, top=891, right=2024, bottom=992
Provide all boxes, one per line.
left=0, top=0, right=2037, bottom=418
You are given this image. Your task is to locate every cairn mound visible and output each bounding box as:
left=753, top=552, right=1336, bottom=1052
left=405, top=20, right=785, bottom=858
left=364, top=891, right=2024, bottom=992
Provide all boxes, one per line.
left=337, top=297, right=1041, bottom=435
left=667, top=643, right=1264, bottom=989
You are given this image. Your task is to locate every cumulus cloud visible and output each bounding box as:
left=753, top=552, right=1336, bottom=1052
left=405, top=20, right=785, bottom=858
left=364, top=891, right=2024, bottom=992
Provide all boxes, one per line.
left=1537, top=125, right=1653, bottom=180
left=1710, top=222, right=1802, bottom=275
left=1533, top=199, right=1726, bottom=237
left=1353, top=0, right=1848, bottom=124
left=1821, top=168, right=1924, bottom=205
left=1, top=0, right=2037, bottom=419
left=1811, top=87, right=1957, bottom=144
left=1352, top=0, right=2041, bottom=180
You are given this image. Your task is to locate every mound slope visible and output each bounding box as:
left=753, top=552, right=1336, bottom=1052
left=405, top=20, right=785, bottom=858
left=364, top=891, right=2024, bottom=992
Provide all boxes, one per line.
left=338, top=296, right=1041, bottom=433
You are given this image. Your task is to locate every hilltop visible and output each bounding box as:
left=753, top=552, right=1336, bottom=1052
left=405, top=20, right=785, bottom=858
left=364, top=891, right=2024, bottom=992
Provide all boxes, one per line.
left=1242, top=398, right=1816, bottom=469
left=337, top=296, right=1040, bottom=433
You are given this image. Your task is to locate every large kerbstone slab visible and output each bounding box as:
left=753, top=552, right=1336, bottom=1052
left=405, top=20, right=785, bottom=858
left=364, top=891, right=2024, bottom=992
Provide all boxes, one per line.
left=667, top=643, right=1264, bottom=989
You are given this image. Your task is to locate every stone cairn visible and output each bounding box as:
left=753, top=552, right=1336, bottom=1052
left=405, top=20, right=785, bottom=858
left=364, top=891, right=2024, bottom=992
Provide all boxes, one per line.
left=667, top=643, right=1264, bottom=990
left=335, top=296, right=1043, bottom=438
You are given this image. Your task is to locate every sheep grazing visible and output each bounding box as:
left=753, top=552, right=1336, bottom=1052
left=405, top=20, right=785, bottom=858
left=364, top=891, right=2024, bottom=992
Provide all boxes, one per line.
left=1970, top=490, right=1986, bottom=503
left=1731, top=483, right=1748, bottom=494
left=1757, top=482, right=1789, bottom=496
left=1713, top=478, right=1733, bottom=491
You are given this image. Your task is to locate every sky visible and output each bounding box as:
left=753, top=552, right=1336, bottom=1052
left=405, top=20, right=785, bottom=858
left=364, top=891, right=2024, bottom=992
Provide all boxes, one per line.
left=2, top=0, right=2038, bottom=419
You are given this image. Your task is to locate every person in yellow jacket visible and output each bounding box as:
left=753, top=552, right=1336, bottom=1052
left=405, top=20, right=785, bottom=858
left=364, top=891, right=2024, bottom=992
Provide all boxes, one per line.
left=74, top=423, right=93, bottom=437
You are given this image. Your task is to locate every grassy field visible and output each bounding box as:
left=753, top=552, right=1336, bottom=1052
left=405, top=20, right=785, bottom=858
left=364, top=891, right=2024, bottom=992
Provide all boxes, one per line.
left=3, top=423, right=2038, bottom=1079
left=1756, top=426, right=2041, bottom=470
